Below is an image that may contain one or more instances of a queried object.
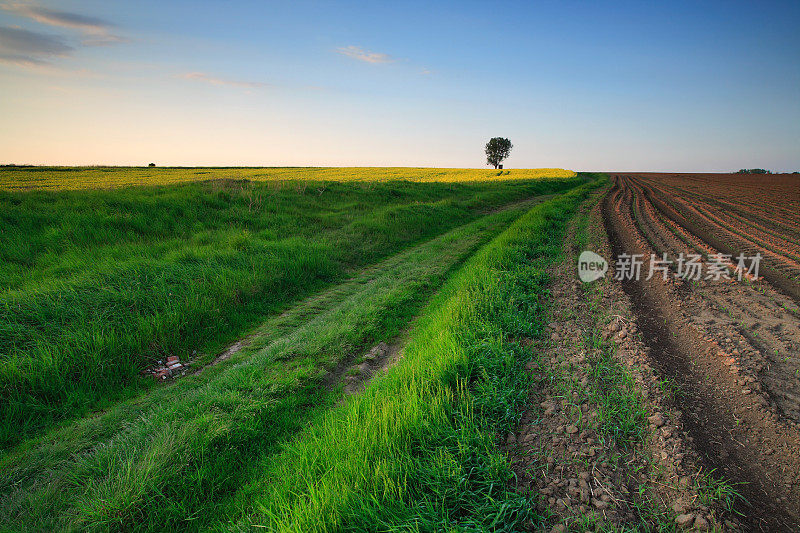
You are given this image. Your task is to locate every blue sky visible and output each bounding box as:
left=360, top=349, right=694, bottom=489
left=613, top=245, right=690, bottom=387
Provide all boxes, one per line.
left=1, top=0, right=798, bottom=170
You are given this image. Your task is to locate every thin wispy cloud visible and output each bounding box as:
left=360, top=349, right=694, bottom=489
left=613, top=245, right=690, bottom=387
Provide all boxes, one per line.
left=0, top=25, right=72, bottom=66
left=1, top=3, right=126, bottom=46
left=336, top=45, right=396, bottom=64
left=178, top=72, right=269, bottom=89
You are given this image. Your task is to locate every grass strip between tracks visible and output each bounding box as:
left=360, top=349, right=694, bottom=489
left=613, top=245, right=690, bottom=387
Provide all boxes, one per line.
left=237, top=178, right=604, bottom=531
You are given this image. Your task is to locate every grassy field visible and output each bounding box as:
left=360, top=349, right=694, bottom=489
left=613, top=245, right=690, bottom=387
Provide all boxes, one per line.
left=238, top=179, right=603, bottom=531
left=0, top=190, right=568, bottom=531
left=0, top=177, right=601, bottom=532
left=0, top=167, right=623, bottom=532
left=0, top=171, right=592, bottom=529
left=0, top=169, right=581, bottom=449
left=0, top=166, right=576, bottom=191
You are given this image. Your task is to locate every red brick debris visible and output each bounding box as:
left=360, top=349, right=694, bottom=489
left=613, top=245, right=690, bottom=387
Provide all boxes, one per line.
left=143, top=355, right=185, bottom=381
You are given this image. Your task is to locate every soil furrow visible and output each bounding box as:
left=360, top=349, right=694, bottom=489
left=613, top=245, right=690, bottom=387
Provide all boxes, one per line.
left=630, top=175, right=800, bottom=302
left=507, top=191, right=716, bottom=530
left=603, top=178, right=800, bottom=532
left=621, top=177, right=800, bottom=422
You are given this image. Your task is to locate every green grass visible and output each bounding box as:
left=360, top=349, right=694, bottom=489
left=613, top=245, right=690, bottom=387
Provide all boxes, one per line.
left=231, top=179, right=604, bottom=531
left=583, top=292, right=649, bottom=447
left=0, top=175, right=582, bottom=448
left=0, top=191, right=560, bottom=532
left=695, top=469, right=744, bottom=515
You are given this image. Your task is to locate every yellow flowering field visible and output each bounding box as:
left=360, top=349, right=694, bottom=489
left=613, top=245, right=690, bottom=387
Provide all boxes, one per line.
left=0, top=166, right=576, bottom=191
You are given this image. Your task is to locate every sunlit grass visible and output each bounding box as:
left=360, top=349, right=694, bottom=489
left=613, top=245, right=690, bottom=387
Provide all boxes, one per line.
left=237, top=181, right=602, bottom=531
left=0, top=166, right=576, bottom=191
left=239, top=175, right=662, bottom=532
left=0, top=192, right=554, bottom=532
left=0, top=176, right=581, bottom=448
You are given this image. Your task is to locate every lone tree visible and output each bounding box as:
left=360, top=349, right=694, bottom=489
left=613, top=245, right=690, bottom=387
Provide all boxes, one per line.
left=485, top=137, right=512, bottom=169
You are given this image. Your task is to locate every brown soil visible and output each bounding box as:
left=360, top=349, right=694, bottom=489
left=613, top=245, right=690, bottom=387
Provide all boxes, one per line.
left=612, top=175, right=800, bottom=422
left=603, top=175, right=800, bottom=531
left=506, top=193, right=716, bottom=531
left=612, top=173, right=800, bottom=300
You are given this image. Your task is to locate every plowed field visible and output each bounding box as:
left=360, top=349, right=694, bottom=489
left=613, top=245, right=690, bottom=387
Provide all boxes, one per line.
left=603, top=173, right=800, bottom=531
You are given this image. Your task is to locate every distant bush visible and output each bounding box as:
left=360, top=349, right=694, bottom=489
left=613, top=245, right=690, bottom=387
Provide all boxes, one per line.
left=736, top=168, right=772, bottom=174
left=148, top=162, right=156, bottom=167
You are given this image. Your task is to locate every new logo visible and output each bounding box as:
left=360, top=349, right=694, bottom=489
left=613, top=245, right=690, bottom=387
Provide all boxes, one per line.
left=578, top=251, right=608, bottom=283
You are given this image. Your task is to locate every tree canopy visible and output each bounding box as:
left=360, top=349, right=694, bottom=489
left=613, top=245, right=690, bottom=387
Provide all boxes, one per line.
left=485, top=137, right=513, bottom=169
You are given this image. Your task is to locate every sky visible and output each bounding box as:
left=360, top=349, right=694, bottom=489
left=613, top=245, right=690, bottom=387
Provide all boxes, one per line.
left=1, top=0, right=798, bottom=171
